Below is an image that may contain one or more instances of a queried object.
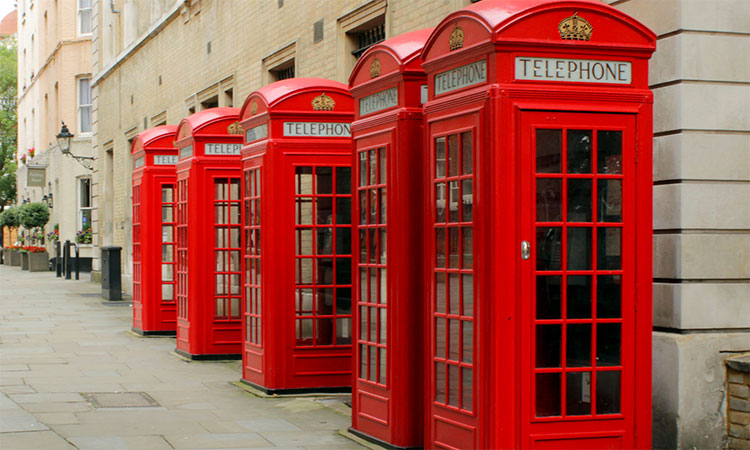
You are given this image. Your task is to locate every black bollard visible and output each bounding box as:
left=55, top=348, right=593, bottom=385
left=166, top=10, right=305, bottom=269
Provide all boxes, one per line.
left=55, top=241, right=62, bottom=277
left=101, top=246, right=122, bottom=300
left=64, top=240, right=71, bottom=280
left=74, top=244, right=80, bottom=280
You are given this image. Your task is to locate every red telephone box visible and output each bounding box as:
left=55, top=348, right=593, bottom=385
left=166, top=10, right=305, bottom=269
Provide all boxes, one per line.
left=131, top=125, right=179, bottom=336
left=421, top=1, right=655, bottom=448
left=348, top=29, right=432, bottom=448
left=174, top=107, right=244, bottom=359
left=238, top=78, right=355, bottom=393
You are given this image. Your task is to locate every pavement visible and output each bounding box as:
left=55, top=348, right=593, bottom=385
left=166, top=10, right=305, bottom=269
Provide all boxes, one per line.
left=0, top=265, right=366, bottom=450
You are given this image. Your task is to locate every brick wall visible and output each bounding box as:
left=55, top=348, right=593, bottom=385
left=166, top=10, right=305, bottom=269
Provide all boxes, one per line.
left=727, top=355, right=750, bottom=450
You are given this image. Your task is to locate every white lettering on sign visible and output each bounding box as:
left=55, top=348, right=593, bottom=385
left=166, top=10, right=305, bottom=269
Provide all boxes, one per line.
left=359, top=87, right=398, bottom=116
left=420, top=84, right=428, bottom=104
left=154, top=155, right=178, bottom=165
left=205, top=143, right=242, bottom=155
left=283, top=122, right=352, bottom=137
left=434, top=59, right=487, bottom=95
left=179, top=145, right=193, bottom=160
left=245, top=124, right=268, bottom=143
left=515, top=57, right=632, bottom=84
left=134, top=157, right=145, bottom=169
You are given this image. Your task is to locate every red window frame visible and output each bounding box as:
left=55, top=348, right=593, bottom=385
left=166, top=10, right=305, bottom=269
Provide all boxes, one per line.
left=243, top=167, right=262, bottom=346
left=212, top=177, right=242, bottom=321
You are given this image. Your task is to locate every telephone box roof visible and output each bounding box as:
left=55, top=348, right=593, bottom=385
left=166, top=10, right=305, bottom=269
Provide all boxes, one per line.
left=175, top=107, right=241, bottom=140
left=131, top=125, right=177, bottom=154
left=239, top=78, right=352, bottom=121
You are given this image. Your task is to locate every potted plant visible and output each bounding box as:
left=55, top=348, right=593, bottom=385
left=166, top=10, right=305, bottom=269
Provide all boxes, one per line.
left=76, top=227, right=93, bottom=245
left=18, top=203, right=50, bottom=270
left=24, top=245, right=49, bottom=272
left=0, top=207, right=22, bottom=266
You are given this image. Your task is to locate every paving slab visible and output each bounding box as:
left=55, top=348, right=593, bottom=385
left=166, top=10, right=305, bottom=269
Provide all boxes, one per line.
left=0, top=430, right=76, bottom=449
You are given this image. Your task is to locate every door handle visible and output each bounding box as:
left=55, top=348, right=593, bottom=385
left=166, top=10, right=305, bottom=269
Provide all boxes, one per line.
left=521, top=240, right=531, bottom=260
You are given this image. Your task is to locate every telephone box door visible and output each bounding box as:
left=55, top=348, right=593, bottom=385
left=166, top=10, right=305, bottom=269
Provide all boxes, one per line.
left=520, top=111, right=637, bottom=449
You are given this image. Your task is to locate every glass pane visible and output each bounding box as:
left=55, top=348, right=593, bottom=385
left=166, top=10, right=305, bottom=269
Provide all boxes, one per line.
left=215, top=228, right=226, bottom=248
left=316, top=167, right=333, bottom=195
left=596, top=371, right=621, bottom=414
left=369, top=268, right=377, bottom=305
left=162, top=206, right=173, bottom=222
left=435, top=363, right=446, bottom=403
left=368, top=229, right=377, bottom=264
left=317, top=288, right=334, bottom=314
left=296, top=167, right=313, bottom=195
left=369, top=190, right=377, bottom=225
left=436, top=273, right=447, bottom=314
left=336, top=258, right=352, bottom=285
left=230, top=298, right=240, bottom=318
left=462, top=275, right=473, bottom=317
left=215, top=274, right=226, bottom=294
left=435, top=317, right=446, bottom=358
left=379, top=308, right=387, bottom=345
left=369, top=337, right=377, bottom=380
left=536, top=275, right=561, bottom=319
left=435, top=137, right=446, bottom=178
left=567, top=324, right=591, bottom=367
left=462, top=227, right=473, bottom=270
left=215, top=251, right=225, bottom=271
left=567, top=130, right=592, bottom=174
left=296, top=198, right=313, bottom=225
left=296, top=229, right=313, bottom=255
left=448, top=134, right=459, bottom=177
left=567, top=227, right=592, bottom=270
left=162, top=264, right=174, bottom=282
left=317, top=258, right=333, bottom=285
left=359, top=153, right=367, bottom=187
left=436, top=228, right=446, bottom=268
left=230, top=204, right=240, bottom=224
left=230, top=179, right=241, bottom=200
left=536, top=373, right=561, bottom=417
left=162, top=225, right=174, bottom=243
left=448, top=364, right=459, bottom=407
left=462, top=367, right=473, bottom=412
left=598, top=179, right=622, bottom=223
left=360, top=306, right=367, bottom=341
left=536, top=129, right=561, bottom=173
left=568, top=179, right=592, bottom=222
left=597, top=323, right=621, bottom=366
left=536, top=324, right=562, bottom=368
left=462, top=321, right=473, bottom=364
left=336, top=166, right=351, bottom=194
left=336, top=197, right=351, bottom=224
left=336, top=228, right=351, bottom=255
left=297, top=258, right=313, bottom=284
left=368, top=149, right=377, bottom=186
left=448, top=181, right=459, bottom=223
left=536, top=227, right=562, bottom=270
left=567, top=275, right=592, bottom=319
left=359, top=268, right=367, bottom=302
left=597, top=131, right=622, bottom=174
left=566, top=372, right=592, bottom=416
left=448, top=319, right=459, bottom=361
left=379, top=229, right=386, bottom=264
left=298, top=319, right=314, bottom=345
left=462, top=179, right=473, bottom=222
left=537, top=179, right=562, bottom=222
left=317, top=197, right=333, bottom=225
left=378, top=188, right=387, bottom=224
left=448, top=227, right=460, bottom=269
left=317, top=318, right=334, bottom=345
left=214, top=180, right=227, bottom=200
left=436, top=183, right=446, bottom=223
left=597, top=228, right=621, bottom=270
left=230, top=228, right=240, bottom=248
left=378, top=269, right=387, bottom=304
left=317, top=228, right=333, bottom=255
left=360, top=344, right=367, bottom=379
left=378, top=147, right=386, bottom=185
left=461, top=132, right=472, bottom=175
left=379, top=347, right=387, bottom=384
left=597, top=275, right=622, bottom=318
left=161, top=284, right=173, bottom=301
left=162, top=245, right=174, bottom=262
left=215, top=298, right=226, bottom=317
left=161, top=187, right=173, bottom=203
left=359, top=191, right=366, bottom=225
left=449, top=274, right=460, bottom=316
left=297, top=288, right=313, bottom=315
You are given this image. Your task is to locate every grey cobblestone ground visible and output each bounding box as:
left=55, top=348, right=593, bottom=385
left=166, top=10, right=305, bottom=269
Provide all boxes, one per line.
left=0, top=265, right=363, bottom=450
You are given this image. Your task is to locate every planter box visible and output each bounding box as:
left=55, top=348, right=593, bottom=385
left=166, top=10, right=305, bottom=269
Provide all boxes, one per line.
left=20, top=252, right=29, bottom=270
left=8, top=250, right=21, bottom=266
left=29, top=252, right=49, bottom=272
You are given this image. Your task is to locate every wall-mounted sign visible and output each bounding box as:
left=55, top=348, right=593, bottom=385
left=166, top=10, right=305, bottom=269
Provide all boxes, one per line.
left=179, top=145, right=193, bottom=159
left=245, top=124, right=268, bottom=143
left=283, top=122, right=351, bottom=137
left=359, top=87, right=398, bottom=116
left=515, top=57, right=631, bottom=84
left=154, top=155, right=178, bottom=165
left=434, top=59, right=487, bottom=95
left=26, top=167, right=46, bottom=187
left=134, top=157, right=145, bottom=169
left=205, top=143, right=242, bottom=156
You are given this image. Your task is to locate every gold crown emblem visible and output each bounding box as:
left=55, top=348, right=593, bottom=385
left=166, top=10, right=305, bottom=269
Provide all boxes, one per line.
left=312, top=93, right=335, bottom=111
left=558, top=12, right=593, bottom=41
left=250, top=101, right=258, bottom=115
left=449, top=25, right=464, bottom=51
left=370, top=58, right=381, bottom=78
left=227, top=121, right=244, bottom=135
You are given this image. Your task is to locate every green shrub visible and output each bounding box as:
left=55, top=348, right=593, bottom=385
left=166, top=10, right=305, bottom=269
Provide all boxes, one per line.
left=0, top=206, right=20, bottom=228
left=18, top=202, right=50, bottom=229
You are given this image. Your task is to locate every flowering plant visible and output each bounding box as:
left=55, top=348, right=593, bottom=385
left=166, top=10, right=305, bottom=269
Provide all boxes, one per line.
left=47, top=229, right=59, bottom=241
left=21, top=246, right=46, bottom=253
left=5, top=245, right=21, bottom=250
left=28, top=148, right=35, bottom=158
left=75, top=227, right=92, bottom=244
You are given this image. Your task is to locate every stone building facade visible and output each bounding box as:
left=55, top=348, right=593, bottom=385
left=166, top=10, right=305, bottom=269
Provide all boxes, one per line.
left=88, top=0, right=748, bottom=448
left=15, top=0, right=95, bottom=261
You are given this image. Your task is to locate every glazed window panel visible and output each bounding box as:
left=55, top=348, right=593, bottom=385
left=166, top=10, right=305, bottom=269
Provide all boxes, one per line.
left=161, top=184, right=177, bottom=303
left=356, top=147, right=388, bottom=386
left=176, top=179, right=189, bottom=319
left=433, top=130, right=475, bottom=413
left=132, top=185, right=142, bottom=303
left=243, top=168, right=262, bottom=346
left=214, top=178, right=242, bottom=320
left=294, top=166, right=353, bottom=348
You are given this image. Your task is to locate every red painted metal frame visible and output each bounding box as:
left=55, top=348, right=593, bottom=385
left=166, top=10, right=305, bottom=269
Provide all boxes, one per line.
left=420, top=1, right=655, bottom=448
left=348, top=29, right=432, bottom=448
left=174, top=107, right=244, bottom=359
left=131, top=125, right=179, bottom=336
left=238, top=78, right=355, bottom=392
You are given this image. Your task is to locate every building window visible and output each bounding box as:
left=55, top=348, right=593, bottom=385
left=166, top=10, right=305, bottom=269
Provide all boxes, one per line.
left=78, top=0, right=92, bottom=35
left=78, top=77, right=92, bottom=133
left=350, top=23, right=385, bottom=59
left=271, top=62, right=295, bottom=82
left=79, top=177, right=92, bottom=234
left=263, top=42, right=296, bottom=85
left=337, top=0, right=386, bottom=82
